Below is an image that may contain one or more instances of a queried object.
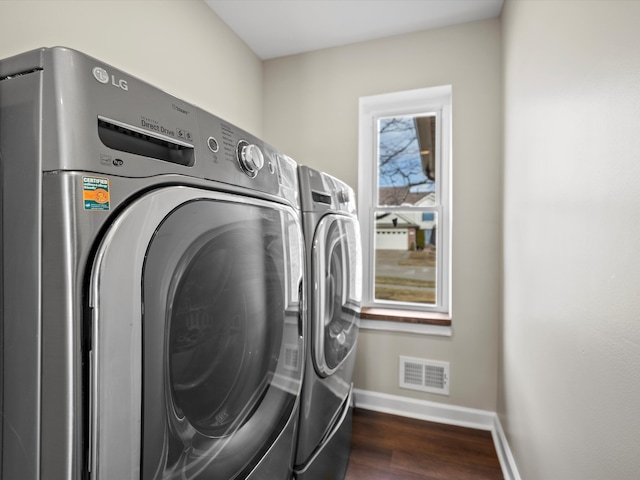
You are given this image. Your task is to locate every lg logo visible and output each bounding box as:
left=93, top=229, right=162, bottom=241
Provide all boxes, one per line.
left=92, top=66, right=129, bottom=91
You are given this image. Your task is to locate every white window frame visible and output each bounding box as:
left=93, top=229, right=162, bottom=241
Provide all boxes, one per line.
left=358, top=86, right=452, bottom=320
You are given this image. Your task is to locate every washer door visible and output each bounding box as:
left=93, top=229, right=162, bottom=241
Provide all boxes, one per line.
left=312, top=215, right=362, bottom=377
left=88, top=187, right=304, bottom=480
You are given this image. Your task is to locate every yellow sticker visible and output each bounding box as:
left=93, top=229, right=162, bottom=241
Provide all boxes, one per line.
left=83, top=176, right=110, bottom=211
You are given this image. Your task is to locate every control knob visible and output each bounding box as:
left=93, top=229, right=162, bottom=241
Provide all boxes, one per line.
left=337, top=189, right=350, bottom=204
left=237, top=140, right=264, bottom=177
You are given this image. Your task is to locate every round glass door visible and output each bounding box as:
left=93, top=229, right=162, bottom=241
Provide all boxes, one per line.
left=141, top=197, right=304, bottom=479
left=312, top=215, right=362, bottom=377
left=168, top=225, right=277, bottom=437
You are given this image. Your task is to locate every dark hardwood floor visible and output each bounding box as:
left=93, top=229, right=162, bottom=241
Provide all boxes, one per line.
left=344, top=408, right=504, bottom=480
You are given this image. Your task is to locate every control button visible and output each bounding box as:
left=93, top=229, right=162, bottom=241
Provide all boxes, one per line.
left=268, top=161, right=275, bottom=174
left=338, top=189, right=350, bottom=203
left=207, top=136, right=219, bottom=153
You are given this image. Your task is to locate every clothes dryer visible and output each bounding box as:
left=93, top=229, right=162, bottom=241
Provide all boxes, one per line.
left=0, top=47, right=305, bottom=480
left=294, top=166, right=362, bottom=480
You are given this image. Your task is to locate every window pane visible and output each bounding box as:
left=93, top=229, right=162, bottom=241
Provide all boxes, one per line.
left=377, top=115, right=436, bottom=207
left=374, top=211, right=438, bottom=305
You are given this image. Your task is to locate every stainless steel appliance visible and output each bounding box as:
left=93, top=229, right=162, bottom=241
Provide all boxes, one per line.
left=294, top=166, right=362, bottom=480
left=0, top=47, right=305, bottom=480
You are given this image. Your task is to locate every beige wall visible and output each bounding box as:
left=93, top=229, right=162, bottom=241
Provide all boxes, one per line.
left=0, top=0, right=263, bottom=135
left=264, top=20, right=503, bottom=411
left=501, top=1, right=640, bottom=478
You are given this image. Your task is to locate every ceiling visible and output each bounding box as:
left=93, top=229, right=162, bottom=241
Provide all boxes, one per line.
left=205, top=0, right=504, bottom=60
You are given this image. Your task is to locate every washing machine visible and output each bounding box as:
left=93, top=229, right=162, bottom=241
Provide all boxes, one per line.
left=0, top=47, right=305, bottom=480
left=294, top=166, right=362, bottom=480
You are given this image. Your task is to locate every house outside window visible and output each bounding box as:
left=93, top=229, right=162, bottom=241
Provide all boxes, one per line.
left=358, top=86, right=452, bottom=320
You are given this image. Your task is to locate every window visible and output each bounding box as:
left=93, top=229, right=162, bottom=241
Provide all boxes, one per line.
left=358, top=86, right=451, bottom=322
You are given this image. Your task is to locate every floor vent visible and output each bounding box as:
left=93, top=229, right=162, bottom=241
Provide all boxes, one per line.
left=399, top=356, right=450, bottom=395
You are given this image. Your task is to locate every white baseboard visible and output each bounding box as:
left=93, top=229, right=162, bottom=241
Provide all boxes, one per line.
left=491, top=413, right=522, bottom=480
left=352, top=389, right=520, bottom=480
left=353, top=388, right=495, bottom=430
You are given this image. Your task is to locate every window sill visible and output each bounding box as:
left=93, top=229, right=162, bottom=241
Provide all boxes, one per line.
left=361, top=307, right=451, bottom=325
left=359, top=307, right=452, bottom=336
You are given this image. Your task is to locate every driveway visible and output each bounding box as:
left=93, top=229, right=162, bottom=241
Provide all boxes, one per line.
left=375, top=249, right=436, bottom=283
